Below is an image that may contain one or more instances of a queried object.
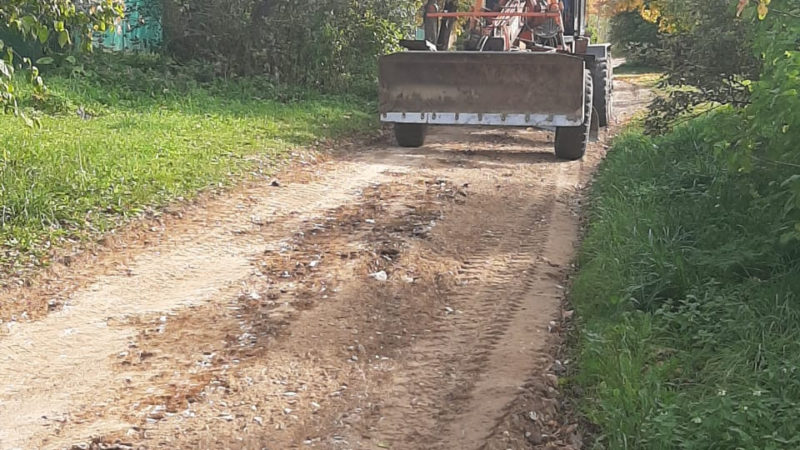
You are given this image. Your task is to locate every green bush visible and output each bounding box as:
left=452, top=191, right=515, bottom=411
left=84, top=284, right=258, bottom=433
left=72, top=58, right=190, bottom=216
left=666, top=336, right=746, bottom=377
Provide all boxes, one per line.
left=160, top=0, right=416, bottom=94
left=608, top=11, right=662, bottom=67
left=641, top=0, right=762, bottom=132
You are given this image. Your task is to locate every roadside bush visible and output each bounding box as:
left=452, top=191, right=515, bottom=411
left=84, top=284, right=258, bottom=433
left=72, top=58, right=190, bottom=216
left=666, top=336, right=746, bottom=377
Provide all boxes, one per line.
left=0, top=0, right=123, bottom=123
left=160, top=0, right=417, bottom=94
left=608, top=11, right=662, bottom=67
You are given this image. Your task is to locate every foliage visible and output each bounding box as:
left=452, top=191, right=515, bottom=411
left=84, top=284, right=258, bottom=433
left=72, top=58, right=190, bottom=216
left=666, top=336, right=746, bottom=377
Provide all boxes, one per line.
left=0, top=0, right=123, bottom=122
left=599, top=0, right=794, bottom=135
left=608, top=11, right=662, bottom=66
left=732, top=0, right=800, bottom=241
left=640, top=0, right=800, bottom=234
left=161, top=0, right=418, bottom=94
left=0, top=53, right=374, bottom=271
left=572, top=119, right=800, bottom=449
left=642, top=0, right=760, bottom=134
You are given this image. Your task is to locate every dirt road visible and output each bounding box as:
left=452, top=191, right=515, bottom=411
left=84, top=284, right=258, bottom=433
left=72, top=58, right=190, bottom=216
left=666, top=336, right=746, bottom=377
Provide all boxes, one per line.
left=0, top=80, right=648, bottom=450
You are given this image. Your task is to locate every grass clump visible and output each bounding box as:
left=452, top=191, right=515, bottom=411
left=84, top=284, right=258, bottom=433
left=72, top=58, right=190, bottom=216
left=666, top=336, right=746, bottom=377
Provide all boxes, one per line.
left=572, top=112, right=800, bottom=449
left=0, top=53, right=375, bottom=270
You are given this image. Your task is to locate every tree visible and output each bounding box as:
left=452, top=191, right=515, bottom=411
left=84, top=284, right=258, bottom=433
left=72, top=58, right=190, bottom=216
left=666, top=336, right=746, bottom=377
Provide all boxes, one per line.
left=0, top=0, right=123, bottom=123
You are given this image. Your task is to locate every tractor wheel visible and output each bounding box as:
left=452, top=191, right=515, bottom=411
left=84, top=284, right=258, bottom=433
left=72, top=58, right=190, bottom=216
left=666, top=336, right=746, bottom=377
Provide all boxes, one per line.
left=592, top=59, right=613, bottom=127
left=555, top=71, right=593, bottom=160
left=394, top=123, right=427, bottom=147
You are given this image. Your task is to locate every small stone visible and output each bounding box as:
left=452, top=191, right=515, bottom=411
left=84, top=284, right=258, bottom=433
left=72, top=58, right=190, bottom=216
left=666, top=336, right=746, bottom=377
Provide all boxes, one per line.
left=541, top=256, right=559, bottom=267
left=369, top=271, right=388, bottom=282
left=253, top=416, right=263, bottom=425
left=526, top=431, right=544, bottom=445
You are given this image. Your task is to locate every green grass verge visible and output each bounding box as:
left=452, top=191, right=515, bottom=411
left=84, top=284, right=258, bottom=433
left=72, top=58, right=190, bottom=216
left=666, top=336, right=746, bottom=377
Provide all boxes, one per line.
left=1, top=53, right=375, bottom=270
left=613, top=62, right=662, bottom=88
left=572, top=112, right=800, bottom=449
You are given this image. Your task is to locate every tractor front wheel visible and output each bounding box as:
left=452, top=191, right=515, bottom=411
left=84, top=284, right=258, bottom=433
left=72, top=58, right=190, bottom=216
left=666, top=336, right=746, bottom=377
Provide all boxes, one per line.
left=593, top=59, right=613, bottom=127
left=554, top=70, right=593, bottom=160
left=394, top=123, right=427, bottom=147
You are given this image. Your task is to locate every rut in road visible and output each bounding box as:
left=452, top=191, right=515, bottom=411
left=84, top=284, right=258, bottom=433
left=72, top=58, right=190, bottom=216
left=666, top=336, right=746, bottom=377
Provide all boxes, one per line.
left=372, top=170, right=560, bottom=447
left=0, top=80, right=649, bottom=450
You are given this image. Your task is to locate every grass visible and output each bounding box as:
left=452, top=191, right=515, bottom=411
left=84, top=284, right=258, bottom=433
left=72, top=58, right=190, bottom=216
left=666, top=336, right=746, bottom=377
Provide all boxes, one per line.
left=571, top=113, right=800, bottom=449
left=613, top=62, right=662, bottom=88
left=0, top=53, right=375, bottom=271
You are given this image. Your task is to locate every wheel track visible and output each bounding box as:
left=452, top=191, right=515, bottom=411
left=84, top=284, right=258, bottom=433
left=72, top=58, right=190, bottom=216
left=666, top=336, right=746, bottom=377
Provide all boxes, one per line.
left=372, top=173, right=560, bottom=448
left=450, top=162, right=583, bottom=448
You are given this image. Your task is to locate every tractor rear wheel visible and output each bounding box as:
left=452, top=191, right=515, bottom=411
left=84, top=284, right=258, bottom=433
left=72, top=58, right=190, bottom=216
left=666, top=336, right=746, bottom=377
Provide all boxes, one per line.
left=592, top=59, right=612, bottom=127
left=555, top=71, right=593, bottom=160
left=394, top=123, right=427, bottom=147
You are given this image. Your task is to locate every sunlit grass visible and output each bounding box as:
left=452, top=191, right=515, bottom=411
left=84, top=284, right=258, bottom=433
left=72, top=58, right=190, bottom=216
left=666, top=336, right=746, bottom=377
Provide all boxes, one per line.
left=0, top=54, right=375, bottom=270
left=614, top=62, right=663, bottom=88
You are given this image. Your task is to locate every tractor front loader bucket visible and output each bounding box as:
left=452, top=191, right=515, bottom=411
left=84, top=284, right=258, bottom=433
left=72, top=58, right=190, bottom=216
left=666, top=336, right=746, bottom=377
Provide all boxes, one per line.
left=379, top=51, right=586, bottom=128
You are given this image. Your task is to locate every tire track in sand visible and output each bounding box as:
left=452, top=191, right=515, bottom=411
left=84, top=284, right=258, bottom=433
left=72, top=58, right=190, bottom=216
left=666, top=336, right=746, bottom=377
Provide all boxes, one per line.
left=369, top=164, right=562, bottom=449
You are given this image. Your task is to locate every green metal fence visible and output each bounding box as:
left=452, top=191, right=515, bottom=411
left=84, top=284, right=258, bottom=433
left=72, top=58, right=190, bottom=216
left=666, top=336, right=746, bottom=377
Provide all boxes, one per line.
left=95, top=0, right=162, bottom=51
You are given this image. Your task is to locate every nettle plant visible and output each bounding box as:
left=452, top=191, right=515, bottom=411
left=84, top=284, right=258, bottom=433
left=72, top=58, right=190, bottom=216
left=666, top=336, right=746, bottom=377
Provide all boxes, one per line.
left=0, top=0, right=123, bottom=124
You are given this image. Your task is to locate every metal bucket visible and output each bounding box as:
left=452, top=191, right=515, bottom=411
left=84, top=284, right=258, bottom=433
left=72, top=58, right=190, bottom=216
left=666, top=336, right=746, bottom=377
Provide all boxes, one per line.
left=379, top=51, right=586, bottom=127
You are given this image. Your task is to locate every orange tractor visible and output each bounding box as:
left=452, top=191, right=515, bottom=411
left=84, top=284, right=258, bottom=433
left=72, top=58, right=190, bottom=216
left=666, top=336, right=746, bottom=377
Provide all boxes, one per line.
left=378, top=0, right=612, bottom=160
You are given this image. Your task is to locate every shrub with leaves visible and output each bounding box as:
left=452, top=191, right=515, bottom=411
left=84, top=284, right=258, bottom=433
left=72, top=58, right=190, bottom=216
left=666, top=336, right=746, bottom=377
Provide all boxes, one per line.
left=161, top=0, right=416, bottom=94
left=0, top=0, right=123, bottom=122
left=608, top=10, right=662, bottom=66
left=730, top=0, right=800, bottom=241
left=641, top=0, right=760, bottom=133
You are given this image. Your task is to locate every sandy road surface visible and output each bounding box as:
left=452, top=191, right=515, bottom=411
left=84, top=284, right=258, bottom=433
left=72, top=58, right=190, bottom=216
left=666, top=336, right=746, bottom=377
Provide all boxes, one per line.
left=0, top=80, right=649, bottom=450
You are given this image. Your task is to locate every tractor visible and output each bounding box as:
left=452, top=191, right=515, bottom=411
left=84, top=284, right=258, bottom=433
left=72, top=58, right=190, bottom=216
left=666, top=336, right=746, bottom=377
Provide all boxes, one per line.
left=378, top=0, right=612, bottom=160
